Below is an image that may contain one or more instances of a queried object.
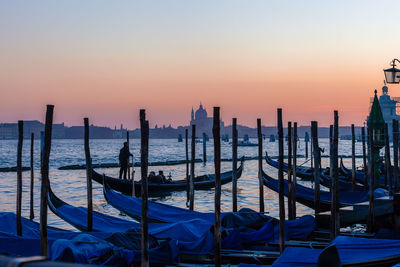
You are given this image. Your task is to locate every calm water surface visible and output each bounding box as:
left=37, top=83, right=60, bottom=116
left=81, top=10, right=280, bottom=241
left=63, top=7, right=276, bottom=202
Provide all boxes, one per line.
left=0, top=138, right=366, bottom=231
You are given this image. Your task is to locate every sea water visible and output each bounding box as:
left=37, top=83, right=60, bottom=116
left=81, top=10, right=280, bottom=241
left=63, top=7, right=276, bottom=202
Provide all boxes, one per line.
left=0, top=138, right=364, bottom=231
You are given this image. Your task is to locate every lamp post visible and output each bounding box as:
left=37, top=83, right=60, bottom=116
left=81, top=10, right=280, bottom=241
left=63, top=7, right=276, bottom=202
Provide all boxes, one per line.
left=368, top=90, right=385, bottom=187
left=384, top=59, right=400, bottom=84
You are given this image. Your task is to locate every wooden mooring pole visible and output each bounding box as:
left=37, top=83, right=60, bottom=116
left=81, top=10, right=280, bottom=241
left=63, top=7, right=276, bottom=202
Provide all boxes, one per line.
left=367, top=121, right=375, bottom=233
left=292, top=122, right=297, bottom=219
left=203, top=132, right=207, bottom=164
left=384, top=125, right=388, bottom=188
left=40, top=105, right=54, bottom=256
left=394, top=193, right=400, bottom=231
left=213, top=107, right=222, bottom=267
left=305, top=132, right=309, bottom=159
left=127, top=131, right=130, bottom=179
left=84, top=118, right=93, bottom=232
left=329, top=125, right=335, bottom=239
left=393, top=119, right=399, bottom=192
left=132, top=150, right=136, bottom=197
left=333, top=112, right=340, bottom=237
left=185, top=129, right=189, bottom=203
left=232, top=118, right=238, bottom=212
left=331, top=111, right=340, bottom=238
left=311, top=121, right=321, bottom=214
left=16, top=120, right=23, bottom=236
left=384, top=123, right=393, bottom=193
left=40, top=131, right=44, bottom=168
left=287, top=122, right=293, bottom=220
left=310, top=133, right=313, bottom=169
left=277, top=108, right=285, bottom=253
left=190, top=125, right=196, bottom=210
left=257, top=118, right=264, bottom=213
left=351, top=124, right=356, bottom=191
left=30, top=132, right=34, bottom=220
left=329, top=125, right=333, bottom=192
left=140, top=109, right=149, bottom=267
left=362, top=127, right=368, bottom=187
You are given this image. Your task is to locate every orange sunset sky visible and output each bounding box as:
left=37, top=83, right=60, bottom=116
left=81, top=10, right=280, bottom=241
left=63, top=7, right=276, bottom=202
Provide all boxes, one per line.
left=1, top=1, right=400, bottom=129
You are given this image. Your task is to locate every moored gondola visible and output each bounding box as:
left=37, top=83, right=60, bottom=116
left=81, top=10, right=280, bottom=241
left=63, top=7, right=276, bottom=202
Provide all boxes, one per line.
left=48, top=182, right=137, bottom=232
left=47, top=178, right=320, bottom=265
left=261, top=170, right=388, bottom=212
left=272, top=236, right=400, bottom=267
left=102, top=177, right=215, bottom=223
left=319, top=170, right=367, bottom=191
left=340, top=158, right=392, bottom=187
left=102, top=178, right=290, bottom=228
left=265, top=152, right=314, bottom=180
left=316, top=196, right=393, bottom=228
left=340, top=157, right=367, bottom=185
left=91, top=157, right=244, bottom=195
left=266, top=152, right=365, bottom=190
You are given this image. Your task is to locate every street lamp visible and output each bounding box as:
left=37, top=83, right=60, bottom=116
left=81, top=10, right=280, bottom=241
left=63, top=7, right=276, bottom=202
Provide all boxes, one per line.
left=384, top=59, right=400, bottom=84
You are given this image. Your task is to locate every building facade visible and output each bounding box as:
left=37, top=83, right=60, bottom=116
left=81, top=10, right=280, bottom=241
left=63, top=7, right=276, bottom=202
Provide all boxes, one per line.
left=370, top=85, right=400, bottom=139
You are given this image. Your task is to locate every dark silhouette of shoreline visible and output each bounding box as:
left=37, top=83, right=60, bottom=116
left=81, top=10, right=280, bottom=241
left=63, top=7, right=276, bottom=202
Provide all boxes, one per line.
left=0, top=120, right=362, bottom=140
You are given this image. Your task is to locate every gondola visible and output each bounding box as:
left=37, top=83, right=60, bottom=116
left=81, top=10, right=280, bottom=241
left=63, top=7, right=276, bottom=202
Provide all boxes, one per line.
left=47, top=179, right=317, bottom=261
left=47, top=180, right=220, bottom=254
left=103, top=178, right=215, bottom=223
left=48, top=183, right=139, bottom=232
left=103, top=178, right=276, bottom=227
left=261, top=170, right=388, bottom=212
left=49, top=176, right=277, bottom=235
left=0, top=212, right=73, bottom=238
left=316, top=197, right=393, bottom=228
left=266, top=152, right=365, bottom=190
left=237, top=140, right=258, bottom=147
left=273, top=236, right=400, bottom=267
left=319, top=170, right=367, bottom=192
left=265, top=152, right=314, bottom=180
left=91, top=157, right=244, bottom=195
left=340, top=158, right=368, bottom=185
left=340, top=158, right=392, bottom=187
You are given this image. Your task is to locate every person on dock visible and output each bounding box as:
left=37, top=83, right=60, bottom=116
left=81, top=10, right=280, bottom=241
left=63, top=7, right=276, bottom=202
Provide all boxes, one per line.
left=119, top=142, right=133, bottom=179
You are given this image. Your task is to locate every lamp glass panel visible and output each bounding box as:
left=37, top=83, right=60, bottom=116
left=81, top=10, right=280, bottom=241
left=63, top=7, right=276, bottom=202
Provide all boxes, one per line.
left=384, top=68, right=400, bottom=84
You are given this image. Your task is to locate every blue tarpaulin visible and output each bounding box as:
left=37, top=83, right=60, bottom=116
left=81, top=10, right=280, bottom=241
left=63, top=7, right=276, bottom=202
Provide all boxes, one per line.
left=272, top=236, right=400, bottom=266
left=51, top=234, right=180, bottom=265
left=0, top=209, right=317, bottom=263
left=222, top=215, right=316, bottom=250
left=0, top=213, right=180, bottom=265
left=51, top=234, right=135, bottom=265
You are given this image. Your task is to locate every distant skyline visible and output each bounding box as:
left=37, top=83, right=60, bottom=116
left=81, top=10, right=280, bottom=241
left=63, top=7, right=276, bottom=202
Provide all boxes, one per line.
left=0, top=102, right=369, bottom=129
left=1, top=1, right=400, bottom=128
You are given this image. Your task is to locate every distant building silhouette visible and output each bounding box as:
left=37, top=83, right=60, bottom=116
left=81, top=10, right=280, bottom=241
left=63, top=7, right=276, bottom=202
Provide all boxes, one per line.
left=0, top=120, right=65, bottom=139
left=190, top=103, right=224, bottom=135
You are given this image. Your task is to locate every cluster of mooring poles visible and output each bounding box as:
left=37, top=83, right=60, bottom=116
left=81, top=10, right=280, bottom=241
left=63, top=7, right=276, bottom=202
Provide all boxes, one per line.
left=13, top=105, right=229, bottom=265
left=12, top=99, right=400, bottom=266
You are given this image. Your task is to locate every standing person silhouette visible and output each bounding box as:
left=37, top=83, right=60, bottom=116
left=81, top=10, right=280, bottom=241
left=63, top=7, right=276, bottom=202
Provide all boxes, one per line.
left=119, top=142, right=133, bottom=179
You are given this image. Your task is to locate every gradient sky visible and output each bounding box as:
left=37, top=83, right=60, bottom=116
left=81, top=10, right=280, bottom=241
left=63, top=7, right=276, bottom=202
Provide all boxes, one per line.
left=1, top=1, right=400, bottom=129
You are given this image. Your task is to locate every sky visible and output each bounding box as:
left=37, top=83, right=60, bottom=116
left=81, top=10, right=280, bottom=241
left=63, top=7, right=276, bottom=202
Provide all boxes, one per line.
left=1, top=0, right=400, bottom=129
